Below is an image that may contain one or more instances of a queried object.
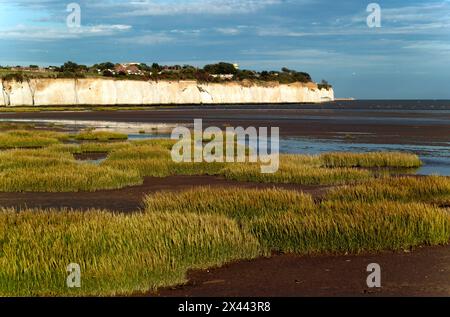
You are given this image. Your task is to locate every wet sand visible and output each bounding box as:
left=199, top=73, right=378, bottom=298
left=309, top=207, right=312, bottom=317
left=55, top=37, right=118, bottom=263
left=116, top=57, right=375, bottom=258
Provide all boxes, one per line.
left=154, top=246, right=450, bottom=297
left=0, top=175, right=330, bottom=212
left=1, top=102, right=450, bottom=145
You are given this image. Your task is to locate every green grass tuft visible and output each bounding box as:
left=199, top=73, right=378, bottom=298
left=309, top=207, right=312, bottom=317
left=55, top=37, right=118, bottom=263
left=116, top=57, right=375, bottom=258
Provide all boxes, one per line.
left=144, top=187, right=450, bottom=255
left=0, top=148, right=141, bottom=192
left=0, top=209, right=261, bottom=296
left=144, top=187, right=315, bottom=221
left=74, top=131, right=128, bottom=142
left=320, top=152, right=422, bottom=168
left=0, top=131, right=62, bottom=149
left=325, top=176, right=450, bottom=205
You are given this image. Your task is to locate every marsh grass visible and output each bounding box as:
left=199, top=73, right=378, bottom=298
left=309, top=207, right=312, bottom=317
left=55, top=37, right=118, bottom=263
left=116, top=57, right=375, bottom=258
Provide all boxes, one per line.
left=0, top=131, right=61, bottom=149
left=104, top=148, right=374, bottom=186
left=144, top=187, right=315, bottom=220
left=144, top=187, right=450, bottom=254
left=3, top=185, right=447, bottom=296
left=0, top=127, right=445, bottom=296
left=0, top=129, right=429, bottom=192
left=0, top=148, right=141, bottom=192
left=0, top=209, right=260, bottom=296
left=0, top=166, right=142, bottom=192
left=220, top=153, right=423, bottom=185
left=74, top=131, right=128, bottom=142
left=222, top=160, right=371, bottom=185
left=250, top=201, right=450, bottom=254
left=0, top=142, right=447, bottom=296
left=326, top=176, right=450, bottom=205
left=320, top=152, right=422, bottom=168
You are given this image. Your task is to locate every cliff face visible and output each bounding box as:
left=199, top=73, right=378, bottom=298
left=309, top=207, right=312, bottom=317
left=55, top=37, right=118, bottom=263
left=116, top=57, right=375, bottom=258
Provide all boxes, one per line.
left=0, top=78, right=334, bottom=106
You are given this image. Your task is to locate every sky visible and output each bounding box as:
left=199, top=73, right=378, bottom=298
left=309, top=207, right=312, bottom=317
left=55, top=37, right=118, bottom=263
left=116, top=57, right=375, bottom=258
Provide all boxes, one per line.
left=0, top=0, right=449, bottom=99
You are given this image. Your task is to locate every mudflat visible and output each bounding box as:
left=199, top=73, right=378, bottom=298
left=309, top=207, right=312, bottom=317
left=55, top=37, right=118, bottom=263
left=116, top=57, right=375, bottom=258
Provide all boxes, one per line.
left=2, top=102, right=449, bottom=145
left=0, top=175, right=330, bottom=212
left=154, top=246, right=450, bottom=297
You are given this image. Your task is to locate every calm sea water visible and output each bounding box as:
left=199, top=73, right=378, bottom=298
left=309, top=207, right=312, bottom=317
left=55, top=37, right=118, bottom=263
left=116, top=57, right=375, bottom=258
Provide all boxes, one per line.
left=278, top=137, right=450, bottom=176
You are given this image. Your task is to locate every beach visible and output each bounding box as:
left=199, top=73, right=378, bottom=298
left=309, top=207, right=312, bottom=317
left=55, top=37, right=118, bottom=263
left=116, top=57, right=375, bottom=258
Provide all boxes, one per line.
left=0, top=100, right=449, bottom=297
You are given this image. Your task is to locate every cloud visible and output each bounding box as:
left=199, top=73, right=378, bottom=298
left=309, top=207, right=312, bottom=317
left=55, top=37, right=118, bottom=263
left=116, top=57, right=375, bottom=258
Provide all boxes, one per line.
left=0, top=24, right=132, bottom=41
left=109, top=0, right=282, bottom=16
left=403, top=41, right=450, bottom=52
left=352, top=1, right=450, bottom=24
left=255, top=22, right=450, bottom=37
left=215, top=28, right=241, bottom=35
left=169, top=29, right=202, bottom=36
left=119, top=32, right=174, bottom=45
left=241, top=48, right=339, bottom=59
left=254, top=1, right=450, bottom=37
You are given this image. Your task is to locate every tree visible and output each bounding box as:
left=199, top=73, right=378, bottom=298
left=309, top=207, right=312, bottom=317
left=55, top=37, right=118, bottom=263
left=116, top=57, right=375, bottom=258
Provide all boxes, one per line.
left=93, top=62, right=115, bottom=71
left=103, top=70, right=114, bottom=77
left=60, top=61, right=87, bottom=73
left=318, top=79, right=332, bottom=90
left=138, top=63, right=151, bottom=71
left=236, top=69, right=257, bottom=81
left=204, top=62, right=237, bottom=75
left=260, top=71, right=270, bottom=80
left=60, top=61, right=79, bottom=72
left=151, top=63, right=161, bottom=71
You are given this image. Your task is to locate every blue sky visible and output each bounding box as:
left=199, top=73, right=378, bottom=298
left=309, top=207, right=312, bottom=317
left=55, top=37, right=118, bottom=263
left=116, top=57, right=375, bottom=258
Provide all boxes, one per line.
left=1, top=0, right=449, bottom=99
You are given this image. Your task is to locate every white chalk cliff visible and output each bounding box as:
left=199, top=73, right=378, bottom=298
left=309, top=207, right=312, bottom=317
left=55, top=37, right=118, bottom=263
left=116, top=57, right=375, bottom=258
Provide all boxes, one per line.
left=0, top=78, right=334, bottom=106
